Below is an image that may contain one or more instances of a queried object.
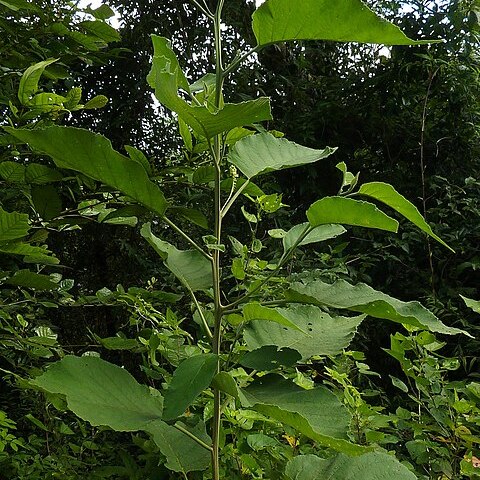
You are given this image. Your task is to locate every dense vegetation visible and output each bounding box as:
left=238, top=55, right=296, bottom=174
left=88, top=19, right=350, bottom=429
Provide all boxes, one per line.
left=0, top=0, right=479, bottom=479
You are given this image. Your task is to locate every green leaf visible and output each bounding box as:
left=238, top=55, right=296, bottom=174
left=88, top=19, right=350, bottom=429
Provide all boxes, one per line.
left=244, top=374, right=365, bottom=455
left=252, top=0, right=438, bottom=47
left=283, top=223, right=346, bottom=252
left=163, top=354, right=217, bottom=421
left=240, top=345, right=301, bottom=371
left=461, top=295, right=480, bottom=314
left=125, top=145, right=151, bottom=175
left=79, top=20, right=120, bottom=43
left=244, top=305, right=364, bottom=359
left=147, top=36, right=272, bottom=138
left=0, top=207, right=30, bottom=241
left=0, top=161, right=26, bottom=183
left=84, top=95, right=109, bottom=109
left=307, top=197, right=399, bottom=232
left=0, top=241, right=59, bottom=265
left=169, top=206, right=209, bottom=230
left=31, top=355, right=164, bottom=431
left=242, top=303, right=307, bottom=333
left=18, top=59, right=58, bottom=105
left=285, top=452, right=417, bottom=480
left=0, top=0, right=39, bottom=11
left=358, top=182, right=454, bottom=252
left=32, top=185, right=62, bottom=220
left=89, top=4, right=115, bottom=20
left=146, top=420, right=211, bottom=473
left=5, top=126, right=168, bottom=216
left=193, top=165, right=215, bottom=184
left=140, top=223, right=212, bottom=291
left=228, top=133, right=336, bottom=179
left=287, top=279, right=469, bottom=336
left=212, top=372, right=252, bottom=406
left=99, top=337, right=138, bottom=350
left=25, top=164, right=63, bottom=184
left=5, top=270, right=58, bottom=290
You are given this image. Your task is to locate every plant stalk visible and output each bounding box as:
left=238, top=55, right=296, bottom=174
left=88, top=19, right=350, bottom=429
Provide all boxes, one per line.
left=211, top=2, right=225, bottom=479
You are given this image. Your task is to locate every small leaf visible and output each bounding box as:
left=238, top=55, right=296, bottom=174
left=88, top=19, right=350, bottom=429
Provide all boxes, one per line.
left=146, top=420, right=211, bottom=474
left=0, top=161, right=26, bottom=183
left=240, top=345, right=301, bottom=371
left=461, top=295, right=480, bottom=315
left=287, top=279, right=469, bottom=336
left=228, top=133, right=336, bottom=179
left=358, top=182, right=454, bottom=252
left=283, top=223, right=346, bottom=252
left=141, top=223, right=212, bottom=291
left=252, top=0, right=439, bottom=46
left=5, top=270, right=58, bottom=290
left=18, top=59, right=58, bottom=105
left=0, top=207, right=30, bottom=241
left=31, top=355, right=164, bottom=431
left=162, top=354, right=217, bottom=421
left=307, top=197, right=399, bottom=232
left=25, top=164, right=63, bottom=184
left=84, top=95, right=109, bottom=109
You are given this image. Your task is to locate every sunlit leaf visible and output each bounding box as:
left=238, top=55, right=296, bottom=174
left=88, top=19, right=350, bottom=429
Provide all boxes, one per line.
left=228, top=133, right=335, bottom=179
left=252, top=0, right=438, bottom=46
left=307, top=197, right=399, bottom=232
left=358, top=182, right=454, bottom=252
left=287, top=279, right=469, bottom=336
left=283, top=223, right=346, bottom=252
left=18, top=59, right=58, bottom=105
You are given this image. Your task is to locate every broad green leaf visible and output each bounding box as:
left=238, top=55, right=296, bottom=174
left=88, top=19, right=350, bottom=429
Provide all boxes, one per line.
left=358, top=182, right=454, bottom=252
left=242, top=303, right=306, bottom=332
left=461, top=295, right=480, bottom=314
left=79, top=20, right=120, bottom=43
left=252, top=0, right=437, bottom=46
left=0, top=0, right=39, bottom=11
left=5, top=270, right=58, bottom=290
left=285, top=452, right=417, bottom=480
left=18, top=59, right=58, bottom=105
left=146, top=420, right=211, bottom=473
left=163, top=354, right=218, bottom=421
left=0, top=241, right=59, bottom=265
left=307, top=197, right=399, bottom=232
left=5, top=126, right=168, bottom=216
left=0, top=207, right=30, bottom=241
left=147, top=36, right=272, bottom=138
left=31, top=355, right=164, bottom=431
left=193, top=165, right=215, bottom=184
left=89, top=4, right=115, bottom=20
left=212, top=372, right=252, bottom=407
left=140, top=223, right=212, bottom=291
left=28, top=92, right=66, bottom=111
left=0, top=161, right=26, bottom=183
left=169, top=206, right=209, bottom=230
left=240, top=345, right=301, bottom=371
left=32, top=185, right=62, bottom=220
left=283, top=223, right=346, bottom=252
left=83, top=95, right=109, bottom=109
left=125, top=145, right=151, bottom=175
left=228, top=133, right=336, bottom=179
left=99, top=337, right=138, bottom=350
left=25, top=164, right=63, bottom=184
left=244, top=305, right=364, bottom=360
left=244, top=374, right=366, bottom=455
left=287, top=279, right=469, bottom=336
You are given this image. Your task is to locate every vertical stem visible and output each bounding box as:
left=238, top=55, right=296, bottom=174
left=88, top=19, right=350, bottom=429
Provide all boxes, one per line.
left=420, top=67, right=439, bottom=298
left=211, top=2, right=225, bottom=479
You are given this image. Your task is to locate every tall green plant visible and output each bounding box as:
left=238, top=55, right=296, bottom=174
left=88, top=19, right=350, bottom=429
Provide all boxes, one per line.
left=5, top=1, right=465, bottom=478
